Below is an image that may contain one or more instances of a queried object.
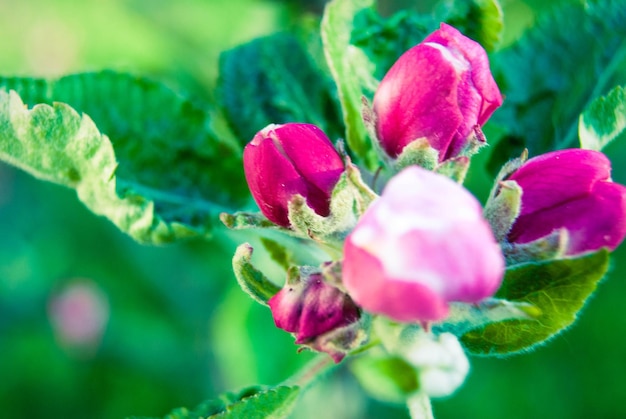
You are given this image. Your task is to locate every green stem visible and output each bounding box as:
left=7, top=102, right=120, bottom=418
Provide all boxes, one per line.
left=282, top=354, right=337, bottom=390
left=407, top=392, right=434, bottom=419
left=348, top=338, right=382, bottom=356
left=559, top=38, right=626, bottom=149
left=281, top=339, right=382, bottom=390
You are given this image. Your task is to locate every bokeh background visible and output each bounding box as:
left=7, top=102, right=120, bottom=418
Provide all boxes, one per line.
left=1, top=0, right=625, bottom=418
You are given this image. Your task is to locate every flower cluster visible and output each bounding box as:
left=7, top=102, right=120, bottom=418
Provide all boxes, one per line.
left=233, top=22, right=626, bottom=381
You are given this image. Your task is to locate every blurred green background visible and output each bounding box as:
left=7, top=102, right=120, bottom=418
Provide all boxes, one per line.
left=1, top=0, right=625, bottom=418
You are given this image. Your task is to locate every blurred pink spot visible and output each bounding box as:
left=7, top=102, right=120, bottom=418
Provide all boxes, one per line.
left=49, top=280, right=109, bottom=350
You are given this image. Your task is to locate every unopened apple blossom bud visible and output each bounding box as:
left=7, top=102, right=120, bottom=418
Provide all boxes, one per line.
left=342, top=166, right=504, bottom=323
left=268, top=267, right=361, bottom=361
left=506, top=149, right=626, bottom=254
left=373, top=23, right=502, bottom=162
left=402, top=332, right=469, bottom=398
left=243, top=123, right=345, bottom=227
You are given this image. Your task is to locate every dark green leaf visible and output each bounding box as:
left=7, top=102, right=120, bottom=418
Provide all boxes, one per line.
left=351, top=8, right=435, bottom=80
left=130, top=385, right=300, bottom=419
left=462, top=250, right=610, bottom=356
left=232, top=243, right=281, bottom=306
left=0, top=71, right=248, bottom=244
left=436, top=0, right=504, bottom=52
left=350, top=355, right=418, bottom=404
left=351, top=0, right=502, bottom=79
left=579, top=85, right=626, bottom=151
left=321, top=0, right=380, bottom=169
left=218, top=33, right=344, bottom=146
left=491, top=0, right=626, bottom=157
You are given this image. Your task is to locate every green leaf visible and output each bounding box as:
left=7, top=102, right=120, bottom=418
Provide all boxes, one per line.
left=433, top=299, right=539, bottom=337
left=350, top=0, right=502, bottom=79
left=217, top=33, right=344, bottom=146
left=232, top=243, right=281, bottom=306
left=131, top=385, right=300, bottom=419
left=321, top=0, right=380, bottom=169
left=350, top=355, right=418, bottom=404
left=210, top=385, right=300, bottom=419
left=0, top=91, right=185, bottom=244
left=0, top=71, right=248, bottom=244
left=436, top=0, right=504, bottom=52
left=461, top=250, right=610, bottom=356
left=491, top=0, right=626, bottom=156
left=351, top=8, right=435, bottom=80
left=579, top=85, right=626, bottom=151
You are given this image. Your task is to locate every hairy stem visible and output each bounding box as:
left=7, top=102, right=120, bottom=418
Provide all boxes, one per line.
left=282, top=354, right=336, bottom=390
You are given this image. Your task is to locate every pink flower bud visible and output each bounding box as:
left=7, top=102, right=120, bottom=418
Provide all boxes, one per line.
left=342, top=166, right=504, bottom=323
left=268, top=269, right=360, bottom=361
left=373, top=23, right=503, bottom=161
left=244, top=123, right=345, bottom=227
left=506, top=149, right=626, bottom=254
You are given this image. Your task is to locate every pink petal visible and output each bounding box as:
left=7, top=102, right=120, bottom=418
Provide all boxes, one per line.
left=508, top=149, right=612, bottom=216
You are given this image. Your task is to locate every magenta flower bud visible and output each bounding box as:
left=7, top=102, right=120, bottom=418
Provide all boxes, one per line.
left=243, top=123, right=345, bottom=227
left=506, top=149, right=626, bottom=254
left=268, top=270, right=361, bottom=360
left=342, top=166, right=504, bottom=323
left=373, top=23, right=503, bottom=161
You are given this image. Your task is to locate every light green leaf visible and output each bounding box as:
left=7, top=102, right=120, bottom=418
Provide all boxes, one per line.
left=0, top=90, right=193, bottom=244
left=491, top=0, right=626, bottom=157
left=461, top=250, right=610, bottom=356
left=130, top=385, right=300, bottom=419
left=321, top=0, right=380, bottom=169
left=232, top=243, right=281, bottom=306
left=579, top=85, right=626, bottom=151
left=436, top=0, right=504, bottom=52
left=218, top=33, right=344, bottom=146
left=0, top=72, right=248, bottom=244
left=350, top=355, right=418, bottom=404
